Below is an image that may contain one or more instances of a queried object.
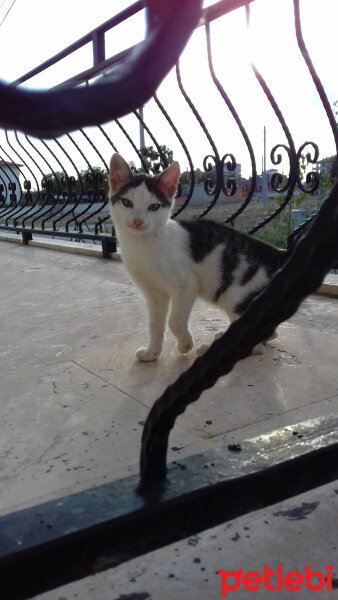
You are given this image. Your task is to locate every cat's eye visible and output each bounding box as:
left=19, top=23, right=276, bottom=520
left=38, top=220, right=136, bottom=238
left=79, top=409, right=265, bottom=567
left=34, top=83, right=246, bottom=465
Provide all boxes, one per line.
left=148, top=203, right=161, bottom=212
left=121, top=198, right=133, bottom=208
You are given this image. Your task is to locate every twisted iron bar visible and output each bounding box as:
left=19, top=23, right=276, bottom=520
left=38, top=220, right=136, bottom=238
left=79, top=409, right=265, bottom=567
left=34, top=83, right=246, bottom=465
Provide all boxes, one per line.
left=139, top=178, right=338, bottom=485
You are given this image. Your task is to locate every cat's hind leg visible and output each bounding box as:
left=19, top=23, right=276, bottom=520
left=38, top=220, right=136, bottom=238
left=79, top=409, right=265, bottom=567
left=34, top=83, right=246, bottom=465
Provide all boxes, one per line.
left=196, top=298, right=235, bottom=356
left=136, top=289, right=169, bottom=362
left=214, top=329, right=268, bottom=354
left=196, top=325, right=266, bottom=357
left=196, top=295, right=273, bottom=357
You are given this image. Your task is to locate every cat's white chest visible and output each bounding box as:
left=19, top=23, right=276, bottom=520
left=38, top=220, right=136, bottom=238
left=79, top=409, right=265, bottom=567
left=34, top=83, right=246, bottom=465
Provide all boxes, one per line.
left=117, top=222, right=191, bottom=291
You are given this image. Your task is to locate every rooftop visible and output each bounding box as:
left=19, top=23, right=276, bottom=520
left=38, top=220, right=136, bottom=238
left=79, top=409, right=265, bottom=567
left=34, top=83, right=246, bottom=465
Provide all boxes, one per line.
left=0, top=161, right=22, bottom=168
left=1, top=236, right=338, bottom=598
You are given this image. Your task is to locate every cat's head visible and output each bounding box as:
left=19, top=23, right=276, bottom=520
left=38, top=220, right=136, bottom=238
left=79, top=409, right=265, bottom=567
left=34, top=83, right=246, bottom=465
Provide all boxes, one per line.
left=109, top=153, right=180, bottom=234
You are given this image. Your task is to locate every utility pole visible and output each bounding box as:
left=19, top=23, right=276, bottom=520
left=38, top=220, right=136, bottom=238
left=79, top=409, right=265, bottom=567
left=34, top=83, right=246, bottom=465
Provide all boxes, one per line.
left=261, top=125, right=267, bottom=211
left=139, top=106, right=145, bottom=149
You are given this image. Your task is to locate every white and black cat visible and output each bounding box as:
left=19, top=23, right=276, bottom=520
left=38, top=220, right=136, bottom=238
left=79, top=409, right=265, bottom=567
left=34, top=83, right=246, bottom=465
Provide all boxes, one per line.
left=109, top=153, right=285, bottom=361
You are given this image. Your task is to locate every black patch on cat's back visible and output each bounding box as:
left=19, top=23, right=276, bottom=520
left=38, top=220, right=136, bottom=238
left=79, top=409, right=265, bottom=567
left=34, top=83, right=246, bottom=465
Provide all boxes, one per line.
left=111, top=174, right=170, bottom=206
left=178, top=220, right=240, bottom=298
left=178, top=219, right=286, bottom=305
left=178, top=219, right=232, bottom=262
left=215, top=246, right=239, bottom=300
left=240, top=263, right=259, bottom=285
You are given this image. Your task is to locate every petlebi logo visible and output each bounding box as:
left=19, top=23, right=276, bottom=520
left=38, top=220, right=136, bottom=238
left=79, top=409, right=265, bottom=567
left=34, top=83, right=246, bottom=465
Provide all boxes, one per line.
left=218, top=564, right=333, bottom=596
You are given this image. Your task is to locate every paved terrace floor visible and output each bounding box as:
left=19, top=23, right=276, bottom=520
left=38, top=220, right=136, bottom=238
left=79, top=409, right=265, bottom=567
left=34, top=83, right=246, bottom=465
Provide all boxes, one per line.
left=1, top=237, right=338, bottom=599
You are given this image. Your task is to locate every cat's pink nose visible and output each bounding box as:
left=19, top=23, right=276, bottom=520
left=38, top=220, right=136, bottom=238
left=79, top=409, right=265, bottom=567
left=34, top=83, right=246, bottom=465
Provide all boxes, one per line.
left=133, top=218, right=143, bottom=228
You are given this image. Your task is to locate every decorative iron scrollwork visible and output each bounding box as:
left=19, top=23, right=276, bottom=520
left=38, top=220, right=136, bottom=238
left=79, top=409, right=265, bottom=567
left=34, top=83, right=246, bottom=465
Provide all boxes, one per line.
left=86, top=170, right=104, bottom=201
left=41, top=177, right=53, bottom=193
left=203, top=154, right=219, bottom=197
left=41, top=177, right=55, bottom=204
left=95, top=168, right=106, bottom=202
left=61, top=175, right=77, bottom=202
left=221, top=153, right=237, bottom=197
left=296, top=141, right=320, bottom=193
left=270, top=144, right=292, bottom=193
left=23, top=179, right=32, bottom=204
left=8, top=181, right=17, bottom=204
left=86, top=172, right=95, bottom=202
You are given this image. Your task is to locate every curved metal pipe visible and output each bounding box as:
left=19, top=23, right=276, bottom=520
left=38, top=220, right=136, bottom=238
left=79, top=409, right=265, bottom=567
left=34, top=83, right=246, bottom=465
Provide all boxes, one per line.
left=0, top=0, right=202, bottom=138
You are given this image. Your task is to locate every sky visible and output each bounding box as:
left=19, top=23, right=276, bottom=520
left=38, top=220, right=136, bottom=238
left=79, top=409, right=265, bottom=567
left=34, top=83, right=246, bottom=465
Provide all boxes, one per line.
left=0, top=0, right=337, bottom=180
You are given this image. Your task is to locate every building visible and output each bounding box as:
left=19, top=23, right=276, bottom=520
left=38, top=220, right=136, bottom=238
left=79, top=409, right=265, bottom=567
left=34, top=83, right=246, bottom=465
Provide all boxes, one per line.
left=0, top=160, right=22, bottom=202
left=315, top=156, right=337, bottom=179
left=223, top=161, right=241, bottom=180
left=240, top=169, right=279, bottom=195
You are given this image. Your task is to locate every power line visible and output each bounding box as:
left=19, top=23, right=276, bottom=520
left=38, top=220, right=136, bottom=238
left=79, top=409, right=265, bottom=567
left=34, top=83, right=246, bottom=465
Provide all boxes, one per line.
left=0, top=0, right=18, bottom=29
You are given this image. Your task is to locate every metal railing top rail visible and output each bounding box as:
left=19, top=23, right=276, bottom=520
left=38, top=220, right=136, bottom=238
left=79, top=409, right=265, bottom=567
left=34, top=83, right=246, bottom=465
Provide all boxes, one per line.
left=0, top=0, right=203, bottom=137
left=11, top=0, right=255, bottom=91
left=10, top=1, right=144, bottom=87
left=2, top=414, right=338, bottom=600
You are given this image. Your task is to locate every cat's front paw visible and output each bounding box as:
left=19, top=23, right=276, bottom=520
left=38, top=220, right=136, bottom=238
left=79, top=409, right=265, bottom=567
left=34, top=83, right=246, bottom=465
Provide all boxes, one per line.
left=251, top=342, right=266, bottom=355
left=136, top=347, right=160, bottom=362
left=176, top=333, right=193, bottom=354
left=196, top=331, right=224, bottom=356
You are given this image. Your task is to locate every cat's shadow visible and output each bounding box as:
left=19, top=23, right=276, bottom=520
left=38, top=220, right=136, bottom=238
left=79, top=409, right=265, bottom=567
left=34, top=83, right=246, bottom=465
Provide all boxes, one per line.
left=116, top=345, right=199, bottom=404
left=125, top=344, right=262, bottom=397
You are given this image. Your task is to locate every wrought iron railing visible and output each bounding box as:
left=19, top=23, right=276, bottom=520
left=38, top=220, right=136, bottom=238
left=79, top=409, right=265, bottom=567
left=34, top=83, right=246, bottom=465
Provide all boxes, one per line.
left=0, top=0, right=336, bottom=255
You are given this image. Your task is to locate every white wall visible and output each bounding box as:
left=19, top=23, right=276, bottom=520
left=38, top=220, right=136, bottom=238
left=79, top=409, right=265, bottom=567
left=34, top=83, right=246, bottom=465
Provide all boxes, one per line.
left=0, top=165, right=21, bottom=202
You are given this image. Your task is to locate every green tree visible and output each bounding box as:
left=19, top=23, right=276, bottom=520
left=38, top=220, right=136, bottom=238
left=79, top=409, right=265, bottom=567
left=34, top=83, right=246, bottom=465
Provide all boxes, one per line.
left=39, top=167, right=109, bottom=200
left=180, top=167, right=204, bottom=187
left=78, top=167, right=109, bottom=195
left=139, top=145, right=173, bottom=174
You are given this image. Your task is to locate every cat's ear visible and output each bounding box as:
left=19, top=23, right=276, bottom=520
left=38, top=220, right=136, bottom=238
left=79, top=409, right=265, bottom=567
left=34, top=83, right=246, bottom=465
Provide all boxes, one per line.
left=109, top=153, right=132, bottom=193
left=156, top=161, right=180, bottom=199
